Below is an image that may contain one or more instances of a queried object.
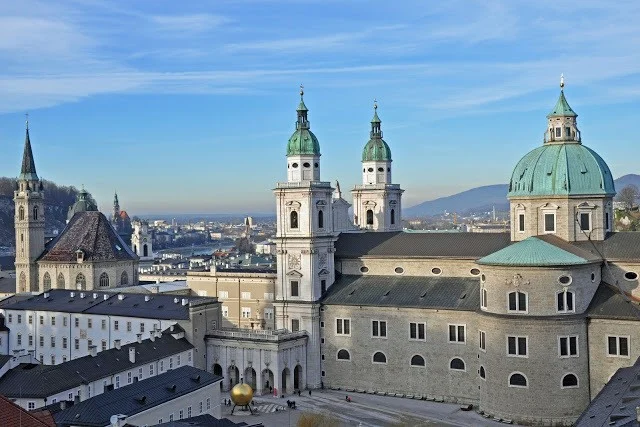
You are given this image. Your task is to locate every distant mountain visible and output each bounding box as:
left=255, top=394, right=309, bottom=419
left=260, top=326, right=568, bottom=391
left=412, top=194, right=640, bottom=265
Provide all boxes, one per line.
left=404, top=174, right=640, bottom=218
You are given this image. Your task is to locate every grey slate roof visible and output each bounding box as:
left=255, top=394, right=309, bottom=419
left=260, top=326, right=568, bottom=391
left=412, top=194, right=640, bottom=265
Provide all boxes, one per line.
left=576, top=357, right=640, bottom=426
left=322, top=275, right=479, bottom=310
left=1, top=289, right=215, bottom=320
left=573, top=232, right=640, bottom=262
left=587, top=282, right=640, bottom=321
left=0, top=332, right=194, bottom=398
left=156, top=414, right=251, bottom=427
left=335, top=231, right=511, bottom=258
left=54, top=366, right=221, bottom=427
left=39, top=211, right=136, bottom=263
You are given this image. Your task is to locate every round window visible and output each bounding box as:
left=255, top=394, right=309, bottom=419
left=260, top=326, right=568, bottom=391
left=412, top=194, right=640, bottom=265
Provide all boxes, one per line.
left=481, top=274, right=486, bottom=282
left=431, top=267, right=442, bottom=275
left=314, top=163, right=319, bottom=168
left=470, top=268, right=480, bottom=276
left=363, top=168, right=366, bottom=173
left=558, top=275, right=572, bottom=285
left=368, top=167, right=374, bottom=172
left=387, top=167, right=391, bottom=171
left=360, top=266, right=369, bottom=273
left=378, top=167, right=384, bottom=172
left=292, top=163, right=299, bottom=168
left=624, top=271, right=638, bottom=281
left=394, top=267, right=404, bottom=274
left=591, top=272, right=596, bottom=282
left=303, top=162, right=310, bottom=168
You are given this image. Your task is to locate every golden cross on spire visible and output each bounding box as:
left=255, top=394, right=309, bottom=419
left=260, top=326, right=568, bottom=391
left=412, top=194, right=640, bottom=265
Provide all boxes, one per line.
left=25, top=112, right=29, bottom=130
left=560, top=73, right=565, bottom=90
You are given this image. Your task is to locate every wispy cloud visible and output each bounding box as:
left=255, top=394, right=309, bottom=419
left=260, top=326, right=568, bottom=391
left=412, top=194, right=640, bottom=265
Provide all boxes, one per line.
left=149, top=14, right=230, bottom=33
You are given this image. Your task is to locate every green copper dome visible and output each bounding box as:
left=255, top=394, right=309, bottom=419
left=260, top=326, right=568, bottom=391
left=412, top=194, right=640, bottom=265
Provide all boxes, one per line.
left=362, top=106, right=392, bottom=162
left=547, top=90, right=577, bottom=118
left=508, top=143, right=615, bottom=197
left=286, top=89, right=321, bottom=156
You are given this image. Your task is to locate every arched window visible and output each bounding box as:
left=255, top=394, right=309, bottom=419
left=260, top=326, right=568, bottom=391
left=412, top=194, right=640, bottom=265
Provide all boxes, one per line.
left=481, top=288, right=487, bottom=308
left=562, top=374, right=578, bottom=388
left=120, top=271, right=128, bottom=286
left=366, top=209, right=374, bottom=225
left=143, top=244, right=148, bottom=257
left=479, top=366, right=486, bottom=379
left=410, top=355, right=425, bottom=367
left=19, top=272, right=26, bottom=293
left=43, top=273, right=51, bottom=291
left=390, top=209, right=395, bottom=225
left=508, top=291, right=527, bottom=312
left=337, top=349, right=350, bottom=360
left=57, top=273, right=65, bottom=289
left=557, top=290, right=575, bottom=313
left=33, top=206, right=38, bottom=220
left=372, top=351, right=387, bottom=364
left=76, top=273, right=87, bottom=290
left=450, top=358, right=465, bottom=371
left=318, top=210, right=324, bottom=229
left=18, top=206, right=25, bottom=221
left=290, top=211, right=299, bottom=229
left=509, top=372, right=528, bottom=388
left=99, top=273, right=109, bottom=288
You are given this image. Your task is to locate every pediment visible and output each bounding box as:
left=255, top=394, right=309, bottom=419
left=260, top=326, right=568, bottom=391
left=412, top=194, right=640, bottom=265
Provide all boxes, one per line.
left=540, top=202, right=559, bottom=210
left=363, top=200, right=377, bottom=207
left=285, top=201, right=302, bottom=208
left=318, top=268, right=330, bottom=276
left=286, top=270, right=303, bottom=278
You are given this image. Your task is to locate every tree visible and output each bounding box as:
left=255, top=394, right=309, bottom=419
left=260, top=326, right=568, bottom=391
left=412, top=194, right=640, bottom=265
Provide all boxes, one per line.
left=616, top=184, right=640, bottom=210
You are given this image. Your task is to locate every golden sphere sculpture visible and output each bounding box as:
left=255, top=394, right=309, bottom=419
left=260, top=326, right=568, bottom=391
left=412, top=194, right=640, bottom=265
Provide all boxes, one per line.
left=230, top=382, right=253, bottom=406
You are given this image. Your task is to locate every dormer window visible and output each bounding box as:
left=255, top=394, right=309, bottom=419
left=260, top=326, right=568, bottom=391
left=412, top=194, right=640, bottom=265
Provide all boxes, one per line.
left=76, top=250, right=84, bottom=263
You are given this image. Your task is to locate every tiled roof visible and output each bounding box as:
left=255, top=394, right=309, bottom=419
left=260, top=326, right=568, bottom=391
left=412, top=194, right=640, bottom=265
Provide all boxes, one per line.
left=0, top=332, right=193, bottom=398
left=54, top=366, right=221, bottom=427
left=335, top=231, right=511, bottom=258
left=576, top=357, right=640, bottom=426
left=573, top=232, right=640, bottom=262
left=587, top=283, right=640, bottom=321
left=322, top=275, right=479, bottom=310
left=156, top=414, right=250, bottom=427
left=39, top=211, right=136, bottom=263
left=0, top=395, right=55, bottom=427
left=2, top=289, right=215, bottom=320
left=477, top=236, right=597, bottom=267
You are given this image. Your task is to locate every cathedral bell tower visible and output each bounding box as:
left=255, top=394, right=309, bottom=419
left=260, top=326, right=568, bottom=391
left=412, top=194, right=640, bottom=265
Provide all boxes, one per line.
left=14, top=118, right=45, bottom=293
left=273, top=86, right=337, bottom=388
left=352, top=101, right=403, bottom=231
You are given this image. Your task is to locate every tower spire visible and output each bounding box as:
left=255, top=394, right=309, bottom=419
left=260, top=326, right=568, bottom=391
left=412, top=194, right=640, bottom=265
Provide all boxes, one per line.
left=371, top=99, right=382, bottom=138
left=19, top=115, right=39, bottom=182
left=296, top=84, right=309, bottom=130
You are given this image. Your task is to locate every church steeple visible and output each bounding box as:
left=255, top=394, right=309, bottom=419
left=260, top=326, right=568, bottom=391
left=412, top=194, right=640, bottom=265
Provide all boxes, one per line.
left=296, top=84, right=309, bottom=130
left=19, top=118, right=39, bottom=182
left=545, top=74, right=580, bottom=143
left=370, top=100, right=382, bottom=138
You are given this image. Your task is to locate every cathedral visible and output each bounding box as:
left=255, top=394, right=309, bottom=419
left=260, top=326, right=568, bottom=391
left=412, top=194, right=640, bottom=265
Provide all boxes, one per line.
left=14, top=123, right=138, bottom=293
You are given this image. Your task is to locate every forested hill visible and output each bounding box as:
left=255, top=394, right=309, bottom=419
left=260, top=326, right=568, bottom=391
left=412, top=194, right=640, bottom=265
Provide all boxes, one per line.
left=0, top=177, right=89, bottom=247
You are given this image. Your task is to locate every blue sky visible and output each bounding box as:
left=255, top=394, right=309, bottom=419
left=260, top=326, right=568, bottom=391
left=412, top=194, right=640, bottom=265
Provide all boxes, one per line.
left=1, top=0, right=640, bottom=215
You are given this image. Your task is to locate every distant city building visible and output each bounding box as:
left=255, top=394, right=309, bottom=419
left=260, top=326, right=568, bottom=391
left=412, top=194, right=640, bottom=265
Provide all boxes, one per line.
left=111, top=192, right=133, bottom=246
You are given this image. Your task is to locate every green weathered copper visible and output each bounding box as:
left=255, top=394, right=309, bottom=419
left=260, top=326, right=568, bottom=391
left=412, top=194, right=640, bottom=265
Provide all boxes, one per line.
left=287, top=128, right=321, bottom=156
left=67, top=188, right=98, bottom=221
left=508, top=143, right=615, bottom=197
left=547, top=90, right=577, bottom=118
left=19, top=128, right=39, bottom=181
left=362, top=110, right=392, bottom=162
left=477, top=237, right=590, bottom=266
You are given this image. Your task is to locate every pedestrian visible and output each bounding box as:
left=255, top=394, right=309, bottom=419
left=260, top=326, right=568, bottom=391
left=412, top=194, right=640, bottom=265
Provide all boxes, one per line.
left=308, top=389, right=312, bottom=396
left=297, top=389, right=301, bottom=397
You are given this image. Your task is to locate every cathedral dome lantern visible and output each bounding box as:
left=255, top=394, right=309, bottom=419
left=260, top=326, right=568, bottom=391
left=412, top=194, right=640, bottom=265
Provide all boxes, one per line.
left=286, top=85, right=321, bottom=182
left=507, top=76, right=615, bottom=242
left=361, top=101, right=392, bottom=185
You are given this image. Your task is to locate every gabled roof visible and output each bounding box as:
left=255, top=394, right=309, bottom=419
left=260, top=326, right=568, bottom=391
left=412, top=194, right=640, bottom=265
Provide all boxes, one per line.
left=39, top=211, right=136, bottom=263
left=0, top=332, right=194, bottom=398
left=322, top=275, right=479, bottom=310
left=0, top=395, right=55, bottom=427
left=477, top=236, right=598, bottom=267
left=54, top=366, right=221, bottom=427
left=335, top=231, right=511, bottom=259
left=587, top=282, right=640, bottom=321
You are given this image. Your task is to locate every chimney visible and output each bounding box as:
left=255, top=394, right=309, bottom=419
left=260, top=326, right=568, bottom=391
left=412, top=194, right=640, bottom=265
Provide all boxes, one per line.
left=129, top=347, right=136, bottom=363
left=149, top=331, right=155, bottom=342
left=114, top=339, right=121, bottom=350
left=181, top=298, right=188, bottom=306
left=93, top=293, right=98, bottom=299
left=118, top=294, right=125, bottom=301
left=103, top=294, right=109, bottom=300
left=170, top=325, right=175, bottom=332
left=43, top=292, right=49, bottom=298
left=89, top=345, right=97, bottom=357
left=151, top=286, right=159, bottom=294
left=136, top=334, right=142, bottom=344
left=144, top=295, right=150, bottom=302
left=70, top=291, right=75, bottom=298
left=80, top=292, right=85, bottom=299
left=60, top=401, right=66, bottom=410
left=174, top=298, right=179, bottom=304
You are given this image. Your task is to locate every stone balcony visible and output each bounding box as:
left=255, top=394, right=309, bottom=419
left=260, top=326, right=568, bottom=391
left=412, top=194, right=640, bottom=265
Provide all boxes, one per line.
left=352, top=183, right=401, bottom=190
left=208, top=327, right=308, bottom=342
left=275, top=181, right=332, bottom=189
